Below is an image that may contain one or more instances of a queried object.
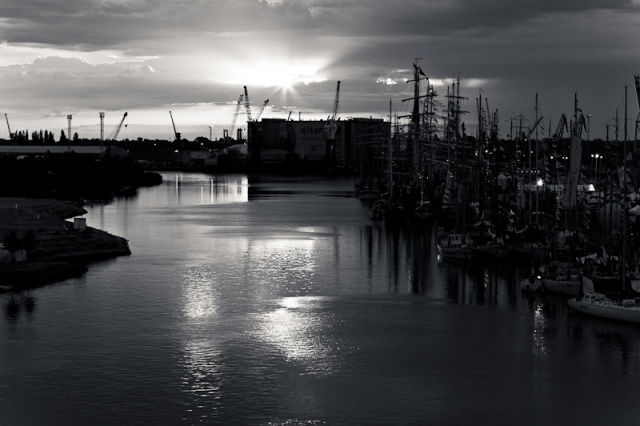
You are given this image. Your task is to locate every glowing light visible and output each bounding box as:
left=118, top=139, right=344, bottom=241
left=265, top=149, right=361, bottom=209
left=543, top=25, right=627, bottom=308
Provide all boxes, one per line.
left=533, top=303, right=548, bottom=356
left=256, top=297, right=345, bottom=376
left=182, top=266, right=218, bottom=319
left=223, top=58, right=328, bottom=92
left=254, top=62, right=325, bottom=88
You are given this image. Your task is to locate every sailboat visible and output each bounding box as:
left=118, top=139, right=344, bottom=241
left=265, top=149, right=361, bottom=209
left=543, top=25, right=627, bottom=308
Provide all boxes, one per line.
left=568, top=276, right=640, bottom=323
left=568, top=82, right=640, bottom=322
left=540, top=260, right=581, bottom=295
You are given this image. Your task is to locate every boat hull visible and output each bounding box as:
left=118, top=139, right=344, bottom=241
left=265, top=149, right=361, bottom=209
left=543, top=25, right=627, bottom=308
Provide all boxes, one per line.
left=437, top=232, right=476, bottom=262
left=568, top=296, right=640, bottom=323
left=542, top=278, right=580, bottom=296
left=437, top=245, right=475, bottom=262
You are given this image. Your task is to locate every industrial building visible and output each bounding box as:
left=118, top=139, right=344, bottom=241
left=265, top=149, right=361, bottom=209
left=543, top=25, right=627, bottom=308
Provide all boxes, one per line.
left=246, top=117, right=389, bottom=172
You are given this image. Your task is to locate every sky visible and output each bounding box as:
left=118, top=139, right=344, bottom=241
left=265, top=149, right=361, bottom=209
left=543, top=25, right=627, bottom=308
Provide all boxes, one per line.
left=1, top=0, right=640, bottom=142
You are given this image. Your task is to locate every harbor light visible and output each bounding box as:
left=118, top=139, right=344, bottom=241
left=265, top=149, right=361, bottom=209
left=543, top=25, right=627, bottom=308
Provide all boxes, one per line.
left=591, top=153, right=601, bottom=179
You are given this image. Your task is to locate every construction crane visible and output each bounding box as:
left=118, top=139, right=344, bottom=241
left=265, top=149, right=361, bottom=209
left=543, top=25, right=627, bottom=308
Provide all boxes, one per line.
left=243, top=86, right=253, bottom=122
left=575, top=114, right=588, bottom=138
left=169, top=111, right=181, bottom=142
left=323, top=80, right=341, bottom=140
left=254, top=99, right=269, bottom=122
left=229, top=94, right=244, bottom=137
left=4, top=113, right=13, bottom=140
left=553, top=114, right=568, bottom=141
left=107, top=112, right=128, bottom=140
left=526, top=116, right=544, bottom=139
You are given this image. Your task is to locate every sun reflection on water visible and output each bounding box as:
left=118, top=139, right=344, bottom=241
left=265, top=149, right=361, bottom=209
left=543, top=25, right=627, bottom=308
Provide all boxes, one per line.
left=256, top=296, right=347, bottom=377
left=180, top=339, right=224, bottom=397
left=182, top=266, right=219, bottom=319
left=248, top=239, right=317, bottom=295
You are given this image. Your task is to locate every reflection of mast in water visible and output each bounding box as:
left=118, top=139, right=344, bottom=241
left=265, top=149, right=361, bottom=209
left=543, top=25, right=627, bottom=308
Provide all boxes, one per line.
left=442, top=262, right=520, bottom=306
left=360, top=222, right=438, bottom=294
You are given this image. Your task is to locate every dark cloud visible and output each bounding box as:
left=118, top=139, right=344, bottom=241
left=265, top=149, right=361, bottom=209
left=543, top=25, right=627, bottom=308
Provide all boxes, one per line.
left=0, top=0, right=639, bottom=140
left=1, top=0, right=633, bottom=51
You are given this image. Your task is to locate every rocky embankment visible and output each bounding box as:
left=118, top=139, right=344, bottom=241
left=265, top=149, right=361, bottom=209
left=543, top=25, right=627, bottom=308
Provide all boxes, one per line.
left=0, top=198, right=130, bottom=290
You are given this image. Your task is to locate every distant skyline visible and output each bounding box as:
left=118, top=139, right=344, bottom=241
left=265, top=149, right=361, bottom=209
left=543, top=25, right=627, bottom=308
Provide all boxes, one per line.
left=1, top=0, right=640, bottom=142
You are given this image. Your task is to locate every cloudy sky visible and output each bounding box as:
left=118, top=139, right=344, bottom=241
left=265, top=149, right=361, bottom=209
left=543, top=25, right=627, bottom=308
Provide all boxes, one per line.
left=1, top=0, right=639, bottom=141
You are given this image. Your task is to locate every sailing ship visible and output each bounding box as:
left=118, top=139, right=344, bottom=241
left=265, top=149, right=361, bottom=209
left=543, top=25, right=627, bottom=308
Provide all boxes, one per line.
left=568, top=81, right=640, bottom=322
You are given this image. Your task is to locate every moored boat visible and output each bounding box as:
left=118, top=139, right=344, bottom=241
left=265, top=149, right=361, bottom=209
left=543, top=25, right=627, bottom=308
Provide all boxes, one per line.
left=568, top=276, right=640, bottom=323
left=413, top=200, right=434, bottom=221
left=521, top=273, right=544, bottom=292
left=541, top=276, right=580, bottom=296
left=437, top=232, right=475, bottom=262
left=568, top=292, right=640, bottom=323
left=539, top=261, right=581, bottom=295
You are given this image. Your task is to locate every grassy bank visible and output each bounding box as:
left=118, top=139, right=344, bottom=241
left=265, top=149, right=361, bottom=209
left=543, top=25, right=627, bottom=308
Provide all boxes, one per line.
left=0, top=198, right=130, bottom=290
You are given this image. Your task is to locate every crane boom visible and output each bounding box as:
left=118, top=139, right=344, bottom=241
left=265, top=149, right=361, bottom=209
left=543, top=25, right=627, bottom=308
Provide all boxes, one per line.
left=108, top=112, right=128, bottom=140
left=324, top=81, right=341, bottom=140
left=553, top=114, right=568, bottom=140
left=4, top=113, right=13, bottom=139
left=527, top=116, right=544, bottom=139
left=229, top=94, right=243, bottom=136
left=576, top=114, right=588, bottom=138
left=169, top=111, right=180, bottom=141
left=254, top=99, right=269, bottom=122
left=331, top=80, right=341, bottom=120
left=243, top=86, right=253, bottom=122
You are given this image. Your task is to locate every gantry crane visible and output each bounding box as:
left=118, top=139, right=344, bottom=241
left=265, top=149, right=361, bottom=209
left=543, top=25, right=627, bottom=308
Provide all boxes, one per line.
left=243, top=86, right=252, bottom=122
left=108, top=112, right=128, bottom=140
left=169, top=111, right=181, bottom=142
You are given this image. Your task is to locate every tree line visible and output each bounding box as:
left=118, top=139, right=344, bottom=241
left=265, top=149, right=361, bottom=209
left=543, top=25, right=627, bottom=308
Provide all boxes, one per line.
left=8, top=129, right=79, bottom=143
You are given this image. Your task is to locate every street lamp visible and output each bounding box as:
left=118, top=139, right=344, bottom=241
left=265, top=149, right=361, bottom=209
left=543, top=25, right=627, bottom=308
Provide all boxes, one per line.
left=536, top=178, right=544, bottom=224
left=591, top=153, right=600, bottom=181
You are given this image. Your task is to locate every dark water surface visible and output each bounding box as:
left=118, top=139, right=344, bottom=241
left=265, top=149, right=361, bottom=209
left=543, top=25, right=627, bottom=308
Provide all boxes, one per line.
left=2, top=172, right=640, bottom=425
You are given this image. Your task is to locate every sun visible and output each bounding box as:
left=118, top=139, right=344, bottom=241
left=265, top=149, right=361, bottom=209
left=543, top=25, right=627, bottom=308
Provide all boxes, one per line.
left=253, top=61, right=328, bottom=94
left=224, top=58, right=328, bottom=93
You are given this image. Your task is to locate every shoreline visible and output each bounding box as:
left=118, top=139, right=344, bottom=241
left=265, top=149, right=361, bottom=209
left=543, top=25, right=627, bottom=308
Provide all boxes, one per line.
left=0, top=197, right=130, bottom=291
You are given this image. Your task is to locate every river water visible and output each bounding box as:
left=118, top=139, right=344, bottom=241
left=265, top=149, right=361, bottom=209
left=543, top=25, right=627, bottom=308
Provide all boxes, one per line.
left=2, top=172, right=640, bottom=425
